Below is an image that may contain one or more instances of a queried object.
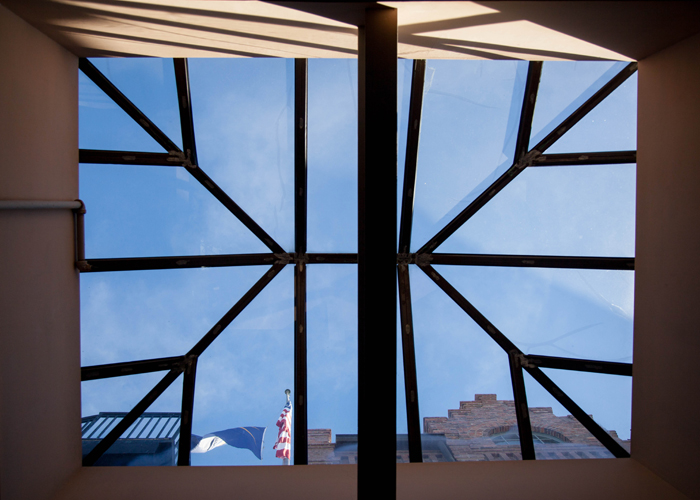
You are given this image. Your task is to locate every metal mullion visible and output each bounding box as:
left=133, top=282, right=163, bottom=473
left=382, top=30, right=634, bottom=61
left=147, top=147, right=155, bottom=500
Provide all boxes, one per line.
left=397, top=264, right=422, bottom=463
left=81, top=355, right=185, bottom=381
left=294, top=262, right=308, bottom=465
left=398, top=59, right=426, bottom=255
left=533, top=151, right=637, bottom=167
left=178, top=356, right=198, bottom=466
left=533, top=62, right=638, bottom=154
left=508, top=352, right=535, bottom=460
left=524, top=366, right=630, bottom=458
left=79, top=150, right=186, bottom=166
left=79, top=58, right=180, bottom=153
left=83, top=369, right=182, bottom=466
left=295, top=58, right=308, bottom=256
left=418, top=264, right=519, bottom=353
left=185, top=165, right=286, bottom=254
left=173, top=59, right=199, bottom=166
left=418, top=61, right=542, bottom=254
left=307, top=253, right=358, bottom=264
left=188, top=263, right=286, bottom=358
left=525, top=355, right=633, bottom=376
left=81, top=253, right=281, bottom=273
left=428, top=254, right=634, bottom=271
left=514, top=61, right=544, bottom=161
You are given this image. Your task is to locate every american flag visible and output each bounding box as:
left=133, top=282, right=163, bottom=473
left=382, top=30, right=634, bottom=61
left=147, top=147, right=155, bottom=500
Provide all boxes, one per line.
left=273, top=399, right=292, bottom=459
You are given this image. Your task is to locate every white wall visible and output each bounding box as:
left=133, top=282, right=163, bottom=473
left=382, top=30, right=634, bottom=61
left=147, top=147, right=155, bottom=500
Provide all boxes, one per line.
left=0, top=4, right=81, bottom=500
left=633, top=30, right=700, bottom=500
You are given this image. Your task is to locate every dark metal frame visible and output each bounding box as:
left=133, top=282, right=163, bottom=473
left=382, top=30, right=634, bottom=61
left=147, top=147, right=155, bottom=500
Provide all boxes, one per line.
left=78, top=34, right=636, bottom=473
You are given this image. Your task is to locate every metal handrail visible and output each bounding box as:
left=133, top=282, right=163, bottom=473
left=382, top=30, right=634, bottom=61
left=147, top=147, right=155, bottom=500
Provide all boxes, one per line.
left=0, top=199, right=88, bottom=270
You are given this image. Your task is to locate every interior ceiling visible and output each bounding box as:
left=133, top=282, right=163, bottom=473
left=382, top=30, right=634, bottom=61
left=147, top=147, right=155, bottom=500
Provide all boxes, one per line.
left=4, top=0, right=700, bottom=60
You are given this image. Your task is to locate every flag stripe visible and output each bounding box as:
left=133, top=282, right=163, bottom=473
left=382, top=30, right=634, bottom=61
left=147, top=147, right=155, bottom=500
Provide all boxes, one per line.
left=273, top=400, right=292, bottom=459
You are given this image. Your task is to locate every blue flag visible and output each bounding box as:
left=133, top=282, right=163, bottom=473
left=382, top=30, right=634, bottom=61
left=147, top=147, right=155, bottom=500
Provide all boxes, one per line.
left=191, top=426, right=266, bottom=460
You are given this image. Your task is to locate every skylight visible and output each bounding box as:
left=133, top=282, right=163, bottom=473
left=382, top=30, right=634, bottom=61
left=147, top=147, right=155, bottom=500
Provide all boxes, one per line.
left=78, top=55, right=636, bottom=466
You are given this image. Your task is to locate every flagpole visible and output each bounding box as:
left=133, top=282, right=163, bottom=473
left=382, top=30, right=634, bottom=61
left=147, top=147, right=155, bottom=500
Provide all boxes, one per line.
left=283, top=389, right=291, bottom=466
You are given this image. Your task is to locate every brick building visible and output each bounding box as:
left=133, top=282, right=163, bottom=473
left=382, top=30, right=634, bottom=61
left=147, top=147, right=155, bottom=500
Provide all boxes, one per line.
left=308, top=394, right=630, bottom=463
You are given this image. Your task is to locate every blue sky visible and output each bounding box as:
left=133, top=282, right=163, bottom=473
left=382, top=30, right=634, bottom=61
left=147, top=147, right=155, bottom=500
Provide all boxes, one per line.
left=79, top=56, right=635, bottom=466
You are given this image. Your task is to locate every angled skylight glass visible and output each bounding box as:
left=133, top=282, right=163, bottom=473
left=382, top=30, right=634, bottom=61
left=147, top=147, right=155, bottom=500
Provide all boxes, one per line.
left=78, top=54, right=636, bottom=467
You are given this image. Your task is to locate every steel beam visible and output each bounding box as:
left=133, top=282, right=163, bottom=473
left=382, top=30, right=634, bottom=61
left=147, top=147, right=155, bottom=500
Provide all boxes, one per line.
left=294, top=261, right=308, bottom=465
left=81, top=356, right=185, bottom=381
left=295, top=59, right=308, bottom=256
left=418, top=62, right=542, bottom=254
left=428, top=254, right=634, bottom=271
left=173, top=59, right=199, bottom=166
left=306, top=253, right=358, bottom=264
left=397, top=264, right=422, bottom=462
left=533, top=151, right=637, bottom=167
left=80, top=253, right=282, bottom=273
left=509, top=352, right=535, bottom=460
left=79, top=149, right=185, bottom=166
left=358, top=6, right=397, bottom=497
left=398, top=59, right=426, bottom=255
left=178, top=355, right=198, bottom=466
left=79, top=58, right=180, bottom=153
left=525, top=355, right=633, bottom=376
left=514, top=61, right=544, bottom=161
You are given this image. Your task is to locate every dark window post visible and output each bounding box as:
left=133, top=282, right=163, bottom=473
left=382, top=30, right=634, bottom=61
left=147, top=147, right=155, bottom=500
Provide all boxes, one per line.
left=358, top=6, right=397, bottom=498
left=294, top=58, right=309, bottom=466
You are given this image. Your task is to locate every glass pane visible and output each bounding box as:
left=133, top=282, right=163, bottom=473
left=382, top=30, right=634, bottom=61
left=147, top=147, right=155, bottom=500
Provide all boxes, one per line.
left=523, top=370, right=630, bottom=459
left=435, top=265, right=634, bottom=363
left=530, top=61, right=628, bottom=151
left=410, top=265, right=521, bottom=462
left=88, top=57, right=183, bottom=151
left=191, top=265, right=293, bottom=466
left=307, top=59, right=358, bottom=253
left=79, top=71, right=164, bottom=152
left=542, top=369, right=631, bottom=442
left=80, top=266, right=267, bottom=366
left=547, top=72, right=637, bottom=154
left=396, top=294, right=407, bottom=434
left=80, top=164, right=268, bottom=258
left=307, top=264, right=358, bottom=465
left=397, top=279, right=408, bottom=461
left=442, top=164, right=636, bottom=257
left=81, top=372, right=183, bottom=466
left=188, top=58, right=294, bottom=252
left=412, top=60, right=528, bottom=252
left=397, top=58, right=413, bottom=243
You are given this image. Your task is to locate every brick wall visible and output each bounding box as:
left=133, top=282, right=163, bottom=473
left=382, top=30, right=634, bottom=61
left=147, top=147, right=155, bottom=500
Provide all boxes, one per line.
left=307, top=394, right=630, bottom=464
